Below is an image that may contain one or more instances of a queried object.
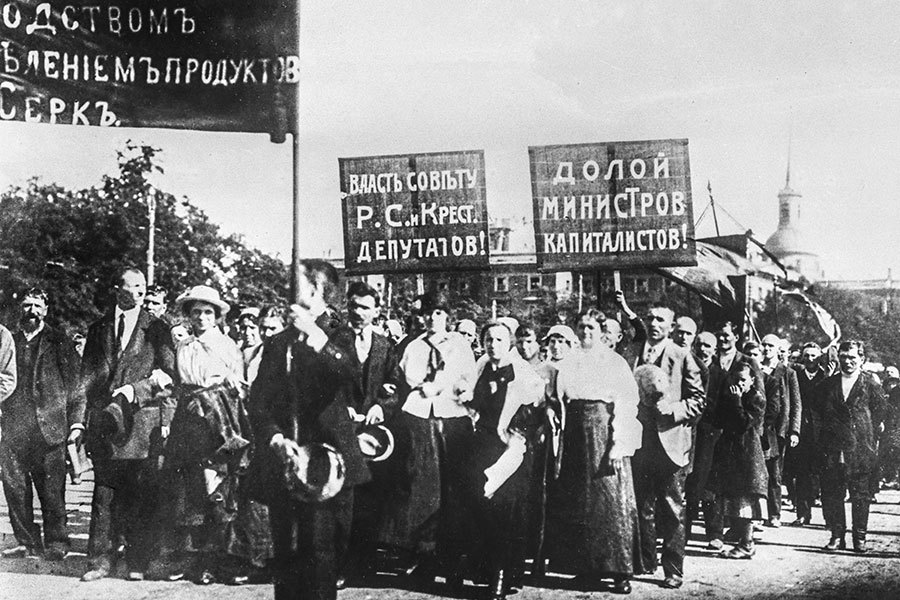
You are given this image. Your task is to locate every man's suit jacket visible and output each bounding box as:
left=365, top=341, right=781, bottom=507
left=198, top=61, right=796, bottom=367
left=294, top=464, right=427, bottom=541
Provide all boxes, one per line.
left=818, top=370, right=885, bottom=474
left=0, top=325, right=15, bottom=403
left=329, top=325, right=397, bottom=416
left=75, top=308, right=174, bottom=460
left=250, top=326, right=370, bottom=492
left=2, top=326, right=79, bottom=446
left=636, top=340, right=706, bottom=469
left=772, top=362, right=802, bottom=440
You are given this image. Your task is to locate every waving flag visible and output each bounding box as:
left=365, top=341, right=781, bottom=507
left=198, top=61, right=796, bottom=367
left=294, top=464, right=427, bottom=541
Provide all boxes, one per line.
left=781, top=290, right=842, bottom=343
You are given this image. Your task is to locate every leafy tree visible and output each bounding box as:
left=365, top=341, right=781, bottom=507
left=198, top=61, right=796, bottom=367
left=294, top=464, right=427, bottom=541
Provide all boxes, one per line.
left=0, top=143, right=289, bottom=334
left=755, top=285, right=900, bottom=368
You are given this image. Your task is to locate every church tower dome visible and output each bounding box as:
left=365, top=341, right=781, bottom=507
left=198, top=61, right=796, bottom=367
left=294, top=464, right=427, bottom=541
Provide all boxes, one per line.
left=764, top=154, right=821, bottom=281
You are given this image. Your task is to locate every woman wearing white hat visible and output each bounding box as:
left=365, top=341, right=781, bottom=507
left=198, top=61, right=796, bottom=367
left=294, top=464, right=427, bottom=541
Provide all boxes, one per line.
left=159, top=285, right=265, bottom=585
left=545, top=309, right=643, bottom=595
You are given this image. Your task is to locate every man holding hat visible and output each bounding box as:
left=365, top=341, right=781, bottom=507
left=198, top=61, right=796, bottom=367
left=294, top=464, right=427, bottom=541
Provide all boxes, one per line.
left=75, top=267, right=175, bottom=582
left=250, top=259, right=369, bottom=600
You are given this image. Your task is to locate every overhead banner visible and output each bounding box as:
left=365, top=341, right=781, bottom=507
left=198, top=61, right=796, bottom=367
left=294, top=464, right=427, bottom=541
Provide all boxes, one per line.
left=340, top=150, right=490, bottom=275
left=529, top=138, right=697, bottom=271
left=0, top=1, right=298, bottom=136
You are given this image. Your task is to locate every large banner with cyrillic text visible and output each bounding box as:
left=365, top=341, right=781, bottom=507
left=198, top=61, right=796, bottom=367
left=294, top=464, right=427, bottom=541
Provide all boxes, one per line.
left=529, top=139, right=696, bottom=271
left=340, top=150, right=490, bottom=275
left=0, top=1, right=297, bottom=136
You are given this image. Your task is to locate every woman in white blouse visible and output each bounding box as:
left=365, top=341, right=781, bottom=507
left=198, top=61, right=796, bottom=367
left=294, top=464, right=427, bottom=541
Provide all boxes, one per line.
left=546, top=309, right=643, bottom=595
left=160, top=286, right=263, bottom=585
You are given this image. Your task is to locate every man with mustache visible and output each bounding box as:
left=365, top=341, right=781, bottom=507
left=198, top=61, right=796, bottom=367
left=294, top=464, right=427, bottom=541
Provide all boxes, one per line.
left=0, top=288, right=80, bottom=560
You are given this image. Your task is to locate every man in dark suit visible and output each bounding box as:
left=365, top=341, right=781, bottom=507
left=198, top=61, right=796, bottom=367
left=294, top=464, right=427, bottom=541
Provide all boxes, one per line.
left=631, top=304, right=706, bottom=589
left=329, top=280, right=398, bottom=582
left=785, top=342, right=827, bottom=526
left=694, top=320, right=765, bottom=551
left=250, top=259, right=370, bottom=600
left=818, top=340, right=885, bottom=553
left=759, top=334, right=802, bottom=528
left=0, top=289, right=80, bottom=560
left=75, top=267, right=175, bottom=582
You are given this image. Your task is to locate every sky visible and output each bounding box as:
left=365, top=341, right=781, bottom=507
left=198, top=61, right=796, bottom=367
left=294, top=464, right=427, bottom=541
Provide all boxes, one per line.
left=2, top=1, right=899, bottom=281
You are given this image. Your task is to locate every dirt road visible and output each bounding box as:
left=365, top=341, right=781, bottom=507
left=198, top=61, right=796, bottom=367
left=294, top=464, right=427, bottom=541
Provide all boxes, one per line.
left=1, top=474, right=898, bottom=599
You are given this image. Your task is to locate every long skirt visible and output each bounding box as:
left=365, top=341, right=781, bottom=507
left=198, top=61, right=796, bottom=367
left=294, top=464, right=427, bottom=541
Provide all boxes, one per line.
left=466, top=428, right=535, bottom=576
left=379, top=411, right=472, bottom=561
left=546, top=400, right=641, bottom=577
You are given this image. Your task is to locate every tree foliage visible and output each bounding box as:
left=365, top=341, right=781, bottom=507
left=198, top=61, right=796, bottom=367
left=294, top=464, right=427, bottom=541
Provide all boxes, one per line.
left=0, top=143, right=289, bottom=334
left=755, top=285, right=900, bottom=368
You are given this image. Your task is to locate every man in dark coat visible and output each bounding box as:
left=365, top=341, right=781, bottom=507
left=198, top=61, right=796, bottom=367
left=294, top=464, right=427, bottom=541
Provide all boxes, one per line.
left=0, top=289, right=80, bottom=560
left=250, top=259, right=370, bottom=600
left=759, top=334, right=802, bottom=528
left=75, top=268, right=175, bottom=581
left=329, top=280, right=397, bottom=582
left=785, top=342, right=827, bottom=526
left=631, top=305, right=705, bottom=589
left=817, top=340, right=885, bottom=553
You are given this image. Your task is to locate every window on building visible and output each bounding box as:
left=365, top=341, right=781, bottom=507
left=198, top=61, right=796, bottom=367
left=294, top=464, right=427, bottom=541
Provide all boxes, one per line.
left=494, top=276, right=509, bottom=293
left=632, top=277, right=649, bottom=295
left=437, top=279, right=449, bottom=292
left=527, top=274, right=542, bottom=292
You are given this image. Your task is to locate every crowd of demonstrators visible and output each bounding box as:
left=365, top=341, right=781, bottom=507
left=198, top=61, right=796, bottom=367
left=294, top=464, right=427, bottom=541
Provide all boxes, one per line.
left=2, top=267, right=900, bottom=600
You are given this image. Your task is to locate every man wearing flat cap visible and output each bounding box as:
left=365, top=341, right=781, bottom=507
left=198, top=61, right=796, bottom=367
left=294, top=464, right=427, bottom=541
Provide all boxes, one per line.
left=75, top=267, right=175, bottom=582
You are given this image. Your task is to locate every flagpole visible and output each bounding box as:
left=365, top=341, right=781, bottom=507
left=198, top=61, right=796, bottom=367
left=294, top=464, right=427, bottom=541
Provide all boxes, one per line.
left=290, top=3, right=303, bottom=303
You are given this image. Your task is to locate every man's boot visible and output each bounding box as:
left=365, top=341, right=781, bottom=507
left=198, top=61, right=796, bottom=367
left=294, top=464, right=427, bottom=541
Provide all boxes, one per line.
left=851, top=495, right=870, bottom=553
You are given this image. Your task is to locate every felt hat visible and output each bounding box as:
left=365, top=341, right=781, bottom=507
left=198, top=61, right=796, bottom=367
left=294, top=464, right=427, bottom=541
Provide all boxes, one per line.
left=282, top=441, right=346, bottom=502
left=357, top=423, right=395, bottom=463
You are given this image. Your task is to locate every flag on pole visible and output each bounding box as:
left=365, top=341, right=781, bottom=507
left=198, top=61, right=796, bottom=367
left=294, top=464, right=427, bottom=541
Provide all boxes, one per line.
left=781, top=290, right=842, bottom=343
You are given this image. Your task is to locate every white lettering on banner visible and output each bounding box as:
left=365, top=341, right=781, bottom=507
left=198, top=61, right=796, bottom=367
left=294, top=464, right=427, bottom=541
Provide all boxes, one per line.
left=353, top=234, right=486, bottom=264
left=348, top=170, right=479, bottom=194
left=0, top=86, right=119, bottom=125
left=550, top=153, right=675, bottom=184
left=541, top=226, right=688, bottom=255
left=0, top=46, right=300, bottom=86
left=0, top=5, right=195, bottom=35
left=355, top=205, right=373, bottom=229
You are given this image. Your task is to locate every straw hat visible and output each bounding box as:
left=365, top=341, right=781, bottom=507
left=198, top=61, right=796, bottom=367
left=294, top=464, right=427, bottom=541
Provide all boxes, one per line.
left=175, top=285, right=230, bottom=315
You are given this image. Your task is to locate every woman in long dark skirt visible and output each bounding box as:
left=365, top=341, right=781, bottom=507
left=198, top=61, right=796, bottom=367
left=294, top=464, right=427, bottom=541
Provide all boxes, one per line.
left=466, top=321, right=545, bottom=600
left=546, top=310, right=643, bottom=595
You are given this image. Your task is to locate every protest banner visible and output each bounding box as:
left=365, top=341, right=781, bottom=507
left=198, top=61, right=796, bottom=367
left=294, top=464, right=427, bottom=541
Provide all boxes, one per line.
left=0, top=0, right=297, bottom=136
left=529, top=138, right=697, bottom=271
left=340, top=150, right=490, bottom=275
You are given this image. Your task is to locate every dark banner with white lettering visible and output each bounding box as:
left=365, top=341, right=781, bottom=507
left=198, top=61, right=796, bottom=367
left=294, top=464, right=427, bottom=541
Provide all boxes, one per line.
left=529, top=138, right=697, bottom=271
left=0, top=1, right=297, bottom=136
left=340, top=150, right=490, bottom=275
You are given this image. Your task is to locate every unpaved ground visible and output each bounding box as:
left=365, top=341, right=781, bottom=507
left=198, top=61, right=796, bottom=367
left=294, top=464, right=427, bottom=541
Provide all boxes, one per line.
left=1, top=474, right=899, bottom=599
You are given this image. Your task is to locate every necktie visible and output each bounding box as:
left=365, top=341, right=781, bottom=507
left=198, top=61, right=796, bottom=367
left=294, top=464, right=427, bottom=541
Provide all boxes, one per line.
left=356, top=331, right=368, bottom=363
left=116, top=314, right=126, bottom=355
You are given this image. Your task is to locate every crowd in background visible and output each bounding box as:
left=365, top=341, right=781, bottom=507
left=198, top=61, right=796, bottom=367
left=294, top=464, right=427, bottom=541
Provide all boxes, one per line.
left=0, top=265, right=898, bottom=600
